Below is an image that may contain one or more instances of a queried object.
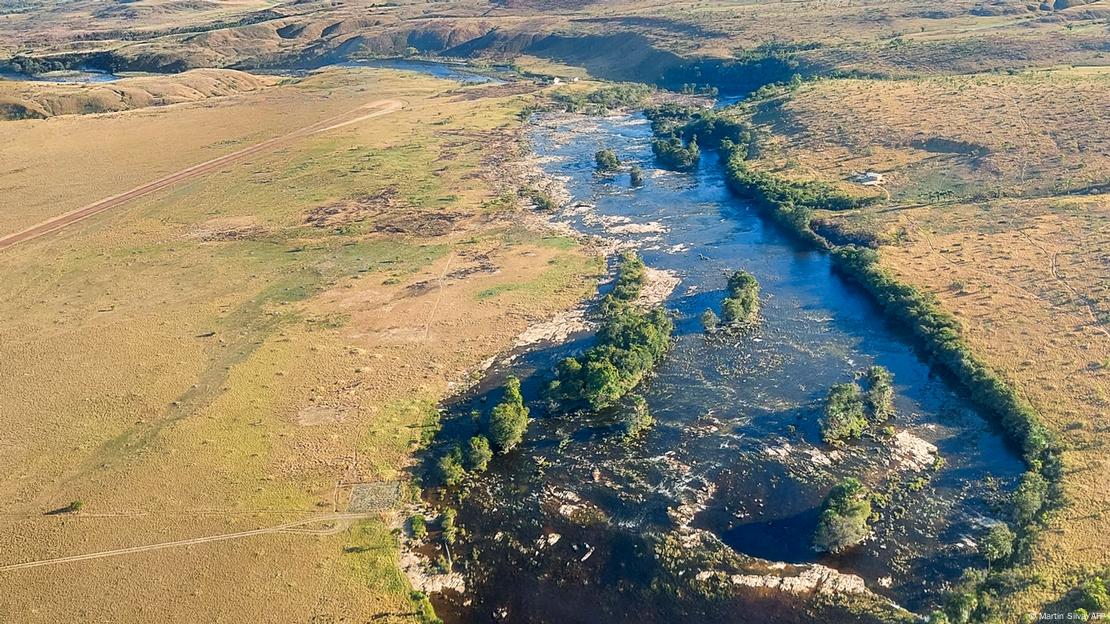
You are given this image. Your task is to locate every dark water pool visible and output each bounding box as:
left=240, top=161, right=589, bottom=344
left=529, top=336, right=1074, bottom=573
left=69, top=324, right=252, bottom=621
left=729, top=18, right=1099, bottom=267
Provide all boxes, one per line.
left=424, top=112, right=1023, bottom=622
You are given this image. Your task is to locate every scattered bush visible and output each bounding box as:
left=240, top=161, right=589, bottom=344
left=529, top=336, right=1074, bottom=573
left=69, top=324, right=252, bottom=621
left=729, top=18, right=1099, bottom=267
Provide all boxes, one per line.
left=623, top=394, right=655, bottom=438
left=813, top=478, right=873, bottom=553
left=821, top=383, right=868, bottom=445
left=864, top=365, right=895, bottom=422
left=595, top=148, right=621, bottom=173
left=411, top=591, right=443, bottom=624
left=440, top=508, right=458, bottom=544
left=523, top=187, right=557, bottom=211
left=652, top=136, right=700, bottom=171
left=721, top=270, right=760, bottom=325
left=700, top=308, right=720, bottom=332
left=629, top=165, right=644, bottom=187
left=549, top=252, right=673, bottom=411
left=410, top=514, right=427, bottom=540
left=437, top=446, right=466, bottom=487
left=464, top=435, right=493, bottom=472
left=489, top=376, right=529, bottom=453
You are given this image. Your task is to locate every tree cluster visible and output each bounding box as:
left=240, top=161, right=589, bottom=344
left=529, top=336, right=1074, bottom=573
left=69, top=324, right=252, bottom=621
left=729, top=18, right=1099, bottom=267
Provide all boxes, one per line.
left=549, top=252, right=674, bottom=411
left=721, top=270, right=760, bottom=325
left=813, top=478, right=873, bottom=553
left=820, top=365, right=897, bottom=445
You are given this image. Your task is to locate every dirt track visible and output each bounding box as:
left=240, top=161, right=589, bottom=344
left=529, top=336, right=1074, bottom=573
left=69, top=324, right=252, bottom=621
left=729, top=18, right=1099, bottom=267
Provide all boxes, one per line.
left=0, top=512, right=376, bottom=572
left=0, top=99, right=404, bottom=251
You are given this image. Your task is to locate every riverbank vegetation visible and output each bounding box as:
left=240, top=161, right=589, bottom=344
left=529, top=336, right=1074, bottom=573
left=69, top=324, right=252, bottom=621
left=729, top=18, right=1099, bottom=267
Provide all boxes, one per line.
left=548, top=252, right=674, bottom=411
left=648, top=97, right=1070, bottom=617
left=651, top=135, right=700, bottom=171
left=661, top=99, right=1065, bottom=621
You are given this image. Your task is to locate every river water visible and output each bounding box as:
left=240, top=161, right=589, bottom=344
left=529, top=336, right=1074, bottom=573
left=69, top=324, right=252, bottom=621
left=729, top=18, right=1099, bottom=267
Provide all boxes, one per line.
left=0, top=68, right=121, bottom=83
left=421, top=111, right=1024, bottom=623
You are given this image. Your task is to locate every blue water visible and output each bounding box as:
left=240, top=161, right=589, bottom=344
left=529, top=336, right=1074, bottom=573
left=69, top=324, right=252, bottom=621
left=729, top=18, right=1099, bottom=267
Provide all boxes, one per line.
left=426, top=110, right=1024, bottom=622
left=333, top=58, right=505, bottom=85
left=0, top=68, right=121, bottom=83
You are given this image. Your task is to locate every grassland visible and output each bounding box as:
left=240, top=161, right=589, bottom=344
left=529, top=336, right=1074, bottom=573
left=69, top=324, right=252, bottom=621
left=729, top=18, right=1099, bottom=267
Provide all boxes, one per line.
left=2, top=0, right=1109, bottom=619
left=0, top=67, right=600, bottom=622
left=736, top=65, right=1109, bottom=615
left=0, top=68, right=276, bottom=120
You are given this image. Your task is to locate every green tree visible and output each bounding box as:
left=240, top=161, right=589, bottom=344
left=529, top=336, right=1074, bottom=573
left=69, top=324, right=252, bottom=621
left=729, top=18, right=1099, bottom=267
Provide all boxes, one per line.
left=629, top=165, right=644, bottom=186
left=440, top=508, right=458, bottom=544
left=1078, top=576, right=1110, bottom=611
left=1012, top=471, right=1048, bottom=525
left=489, top=376, right=529, bottom=453
left=945, top=591, right=978, bottom=624
left=595, top=148, right=620, bottom=172
left=813, top=478, right=872, bottom=553
left=864, top=365, right=895, bottom=422
left=821, top=383, right=868, bottom=445
left=651, top=135, right=700, bottom=171
left=437, top=446, right=466, bottom=487
left=623, top=395, right=654, bottom=438
left=981, top=523, right=1014, bottom=567
left=465, top=435, right=493, bottom=472
left=720, top=270, right=759, bottom=325
left=410, top=514, right=427, bottom=540
left=700, top=309, right=720, bottom=332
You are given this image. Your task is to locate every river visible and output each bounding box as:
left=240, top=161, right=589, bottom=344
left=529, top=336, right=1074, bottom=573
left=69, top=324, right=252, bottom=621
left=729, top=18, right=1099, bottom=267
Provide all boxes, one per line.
left=419, top=109, right=1024, bottom=623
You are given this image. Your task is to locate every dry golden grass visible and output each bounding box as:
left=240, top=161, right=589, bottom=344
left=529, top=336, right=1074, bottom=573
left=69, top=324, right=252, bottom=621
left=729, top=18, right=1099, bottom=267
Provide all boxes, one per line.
left=745, top=66, right=1110, bottom=611
left=0, top=67, right=599, bottom=622
left=752, top=68, right=1110, bottom=201
left=878, top=194, right=1110, bottom=611
left=0, top=68, right=276, bottom=119
left=5, top=0, right=1106, bottom=80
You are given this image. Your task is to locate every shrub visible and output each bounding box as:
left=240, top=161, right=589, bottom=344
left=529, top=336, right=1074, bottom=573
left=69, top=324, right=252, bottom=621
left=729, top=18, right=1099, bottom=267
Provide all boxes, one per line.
left=411, top=591, right=442, bottom=624
left=700, top=309, right=720, bottom=332
left=595, top=149, right=621, bottom=172
left=489, top=376, right=529, bottom=453
left=410, top=514, right=427, bottom=540
left=437, top=446, right=466, bottom=487
left=821, top=383, right=868, bottom=445
left=721, top=270, right=760, bottom=325
left=813, top=478, right=872, bottom=553
left=1012, top=471, right=1048, bottom=526
left=864, top=365, right=895, bottom=422
left=441, top=508, right=458, bottom=544
left=652, top=136, right=700, bottom=171
left=629, top=165, right=644, bottom=187
left=624, top=395, right=655, bottom=438
left=981, top=523, right=1014, bottom=566
left=464, top=435, right=493, bottom=472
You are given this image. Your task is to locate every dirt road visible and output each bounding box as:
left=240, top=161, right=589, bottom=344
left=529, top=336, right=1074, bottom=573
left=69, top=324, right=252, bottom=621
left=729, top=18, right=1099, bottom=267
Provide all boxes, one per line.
left=0, top=512, right=376, bottom=573
left=0, top=99, right=404, bottom=251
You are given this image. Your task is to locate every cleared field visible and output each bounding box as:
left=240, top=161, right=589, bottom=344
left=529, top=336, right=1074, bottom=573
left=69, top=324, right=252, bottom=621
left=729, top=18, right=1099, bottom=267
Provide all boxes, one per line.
left=0, top=68, right=600, bottom=622
left=743, top=67, right=1110, bottom=611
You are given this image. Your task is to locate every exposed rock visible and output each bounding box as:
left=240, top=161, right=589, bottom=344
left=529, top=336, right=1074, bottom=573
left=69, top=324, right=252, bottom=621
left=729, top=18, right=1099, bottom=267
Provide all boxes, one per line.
left=890, top=430, right=938, bottom=471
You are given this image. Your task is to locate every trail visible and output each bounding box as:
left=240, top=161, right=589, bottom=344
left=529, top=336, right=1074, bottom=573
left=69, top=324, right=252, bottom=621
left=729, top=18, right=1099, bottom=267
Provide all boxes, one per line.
left=0, top=99, right=404, bottom=251
left=0, top=512, right=376, bottom=573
